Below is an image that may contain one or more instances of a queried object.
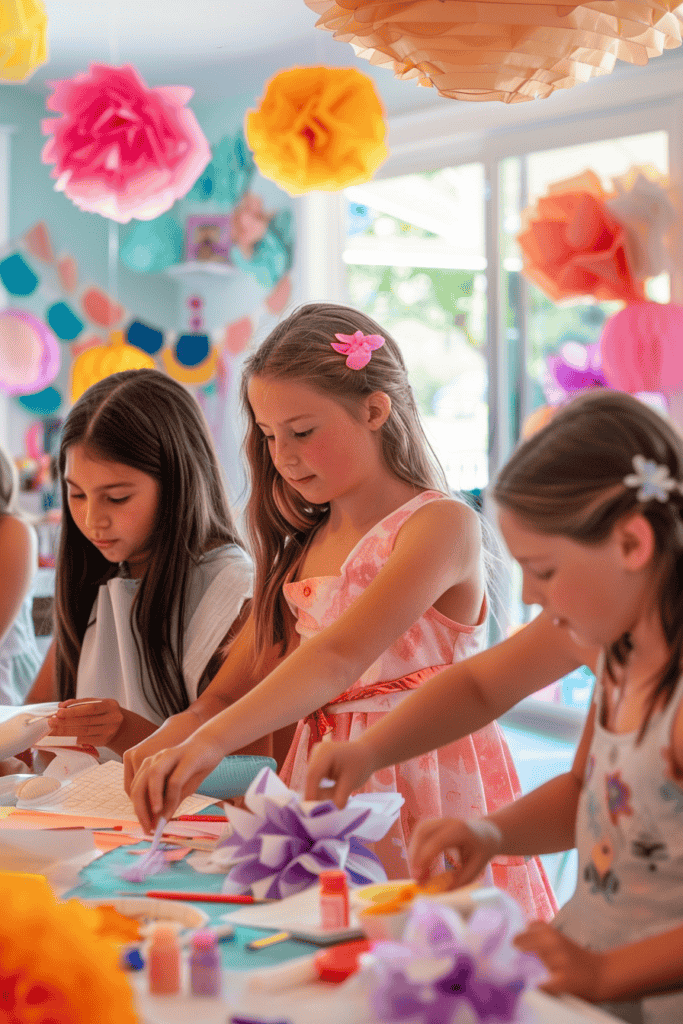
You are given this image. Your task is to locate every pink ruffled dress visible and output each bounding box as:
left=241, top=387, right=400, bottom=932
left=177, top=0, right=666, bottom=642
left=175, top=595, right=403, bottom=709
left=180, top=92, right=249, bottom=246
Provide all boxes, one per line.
left=280, top=490, right=557, bottom=921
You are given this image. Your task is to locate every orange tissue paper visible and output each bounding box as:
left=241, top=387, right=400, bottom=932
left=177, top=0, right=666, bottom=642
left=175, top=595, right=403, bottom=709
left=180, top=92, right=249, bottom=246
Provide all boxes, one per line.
left=245, top=64, right=387, bottom=195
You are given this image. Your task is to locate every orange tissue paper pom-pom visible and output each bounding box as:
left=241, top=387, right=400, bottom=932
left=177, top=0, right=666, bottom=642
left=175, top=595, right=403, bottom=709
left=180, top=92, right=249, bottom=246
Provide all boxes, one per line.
left=0, top=0, right=48, bottom=82
left=245, top=65, right=388, bottom=196
left=0, top=872, right=139, bottom=1024
left=517, top=169, right=645, bottom=304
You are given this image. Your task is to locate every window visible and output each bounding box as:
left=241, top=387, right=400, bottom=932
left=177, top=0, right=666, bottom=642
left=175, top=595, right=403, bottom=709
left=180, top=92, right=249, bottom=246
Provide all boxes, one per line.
left=299, top=59, right=683, bottom=905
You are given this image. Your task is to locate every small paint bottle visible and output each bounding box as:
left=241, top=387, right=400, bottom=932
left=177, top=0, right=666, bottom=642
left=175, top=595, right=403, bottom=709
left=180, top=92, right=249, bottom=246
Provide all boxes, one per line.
left=189, top=930, right=222, bottom=998
left=147, top=924, right=181, bottom=995
left=319, top=869, right=349, bottom=930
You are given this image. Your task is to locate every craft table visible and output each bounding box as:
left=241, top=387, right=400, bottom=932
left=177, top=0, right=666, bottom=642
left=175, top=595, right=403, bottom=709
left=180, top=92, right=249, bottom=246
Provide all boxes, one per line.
left=65, top=842, right=624, bottom=1024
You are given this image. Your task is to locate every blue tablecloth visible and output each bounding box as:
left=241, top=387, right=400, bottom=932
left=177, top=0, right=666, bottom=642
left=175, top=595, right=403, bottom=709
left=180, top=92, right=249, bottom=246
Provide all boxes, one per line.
left=66, top=842, right=319, bottom=971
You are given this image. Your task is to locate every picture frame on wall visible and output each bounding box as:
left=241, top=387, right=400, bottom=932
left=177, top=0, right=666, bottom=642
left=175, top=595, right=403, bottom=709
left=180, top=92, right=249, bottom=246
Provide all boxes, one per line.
left=185, top=214, right=232, bottom=263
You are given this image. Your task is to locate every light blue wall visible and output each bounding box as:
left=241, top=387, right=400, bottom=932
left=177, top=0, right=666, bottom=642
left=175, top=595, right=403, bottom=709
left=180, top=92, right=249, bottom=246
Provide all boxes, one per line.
left=0, top=83, right=299, bottom=462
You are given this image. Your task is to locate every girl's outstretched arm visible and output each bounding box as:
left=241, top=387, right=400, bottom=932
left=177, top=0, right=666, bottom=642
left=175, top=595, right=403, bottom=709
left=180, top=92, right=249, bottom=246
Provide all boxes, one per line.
left=515, top=921, right=683, bottom=1004
left=306, top=610, right=596, bottom=806
left=123, top=609, right=282, bottom=791
left=409, top=701, right=595, bottom=885
left=127, top=499, right=489, bottom=827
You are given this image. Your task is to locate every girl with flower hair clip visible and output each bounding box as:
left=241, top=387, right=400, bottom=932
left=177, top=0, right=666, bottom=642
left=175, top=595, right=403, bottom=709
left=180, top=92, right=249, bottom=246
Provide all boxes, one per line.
left=125, top=301, right=555, bottom=921
left=307, top=389, right=683, bottom=1022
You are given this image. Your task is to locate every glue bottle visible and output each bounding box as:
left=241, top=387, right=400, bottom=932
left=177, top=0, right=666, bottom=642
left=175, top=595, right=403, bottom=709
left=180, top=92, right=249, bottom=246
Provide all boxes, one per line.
left=319, top=869, right=350, bottom=930
left=148, top=924, right=181, bottom=995
left=189, top=930, right=222, bottom=998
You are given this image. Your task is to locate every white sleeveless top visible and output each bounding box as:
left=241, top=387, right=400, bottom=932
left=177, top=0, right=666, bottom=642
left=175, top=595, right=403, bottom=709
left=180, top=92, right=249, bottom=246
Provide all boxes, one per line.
left=554, top=652, right=683, bottom=1024
left=0, top=521, right=41, bottom=705
left=76, top=545, right=252, bottom=735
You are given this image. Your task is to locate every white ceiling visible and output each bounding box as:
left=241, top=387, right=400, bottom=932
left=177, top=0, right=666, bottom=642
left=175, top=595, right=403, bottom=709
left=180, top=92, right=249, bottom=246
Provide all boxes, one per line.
left=28, top=0, right=453, bottom=114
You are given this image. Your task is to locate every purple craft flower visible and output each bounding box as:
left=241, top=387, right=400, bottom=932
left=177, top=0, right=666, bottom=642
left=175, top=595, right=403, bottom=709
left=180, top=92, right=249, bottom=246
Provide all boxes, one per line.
left=361, top=896, right=545, bottom=1024
left=216, top=767, right=403, bottom=900
left=331, top=330, right=385, bottom=370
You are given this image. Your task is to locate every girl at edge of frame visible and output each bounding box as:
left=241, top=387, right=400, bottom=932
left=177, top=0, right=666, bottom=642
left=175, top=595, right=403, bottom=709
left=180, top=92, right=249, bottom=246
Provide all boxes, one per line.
left=23, top=368, right=257, bottom=763
left=124, top=301, right=556, bottom=921
left=0, top=442, right=42, bottom=773
left=307, top=389, right=683, bottom=1024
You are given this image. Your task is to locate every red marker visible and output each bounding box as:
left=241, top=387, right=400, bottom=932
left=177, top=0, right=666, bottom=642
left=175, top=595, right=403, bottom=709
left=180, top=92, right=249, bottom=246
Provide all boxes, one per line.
left=173, top=815, right=228, bottom=822
left=143, top=891, right=257, bottom=904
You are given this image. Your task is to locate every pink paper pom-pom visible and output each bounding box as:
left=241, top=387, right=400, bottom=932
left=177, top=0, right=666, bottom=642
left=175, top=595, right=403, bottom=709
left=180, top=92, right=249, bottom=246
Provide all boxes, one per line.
left=41, top=63, right=211, bottom=223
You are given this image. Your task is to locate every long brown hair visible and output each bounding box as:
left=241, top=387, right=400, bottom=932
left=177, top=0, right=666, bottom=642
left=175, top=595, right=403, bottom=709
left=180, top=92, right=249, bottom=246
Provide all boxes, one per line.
left=56, top=369, right=242, bottom=716
left=241, top=302, right=448, bottom=666
left=493, top=390, right=683, bottom=739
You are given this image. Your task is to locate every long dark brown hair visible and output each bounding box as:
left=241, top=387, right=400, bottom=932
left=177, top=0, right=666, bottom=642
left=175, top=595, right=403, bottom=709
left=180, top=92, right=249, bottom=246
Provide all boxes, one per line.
left=56, top=369, right=242, bottom=716
left=241, top=302, right=448, bottom=667
left=493, top=390, right=683, bottom=739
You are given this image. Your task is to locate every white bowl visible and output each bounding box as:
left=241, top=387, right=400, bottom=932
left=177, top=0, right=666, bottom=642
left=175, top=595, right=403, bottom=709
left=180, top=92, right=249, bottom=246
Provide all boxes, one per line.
left=78, top=896, right=209, bottom=935
left=358, top=903, right=411, bottom=941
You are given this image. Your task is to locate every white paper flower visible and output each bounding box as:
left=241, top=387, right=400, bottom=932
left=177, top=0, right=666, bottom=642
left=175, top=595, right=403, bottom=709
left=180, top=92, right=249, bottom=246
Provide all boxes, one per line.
left=623, top=454, right=680, bottom=502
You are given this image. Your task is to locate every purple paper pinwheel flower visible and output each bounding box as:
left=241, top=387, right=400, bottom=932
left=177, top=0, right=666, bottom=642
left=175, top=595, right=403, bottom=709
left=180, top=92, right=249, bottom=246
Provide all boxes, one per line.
left=543, top=340, right=608, bottom=405
left=359, top=894, right=546, bottom=1024
left=331, top=330, right=385, bottom=370
left=216, top=767, right=403, bottom=900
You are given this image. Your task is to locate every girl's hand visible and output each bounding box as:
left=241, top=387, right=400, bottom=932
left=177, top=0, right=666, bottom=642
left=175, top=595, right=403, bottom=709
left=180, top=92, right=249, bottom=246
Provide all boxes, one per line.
left=48, top=699, right=124, bottom=747
left=305, top=738, right=376, bottom=808
left=127, top=737, right=225, bottom=833
left=409, top=816, right=502, bottom=887
left=0, top=756, right=32, bottom=776
left=513, top=922, right=606, bottom=1000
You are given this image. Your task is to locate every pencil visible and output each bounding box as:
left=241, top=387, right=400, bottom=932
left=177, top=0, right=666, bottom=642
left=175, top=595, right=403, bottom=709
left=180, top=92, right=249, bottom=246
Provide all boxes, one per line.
left=142, top=891, right=257, bottom=904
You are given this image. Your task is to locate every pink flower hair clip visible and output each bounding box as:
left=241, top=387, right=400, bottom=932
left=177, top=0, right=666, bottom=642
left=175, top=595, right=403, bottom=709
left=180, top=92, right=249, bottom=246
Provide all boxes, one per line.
left=331, top=330, right=385, bottom=370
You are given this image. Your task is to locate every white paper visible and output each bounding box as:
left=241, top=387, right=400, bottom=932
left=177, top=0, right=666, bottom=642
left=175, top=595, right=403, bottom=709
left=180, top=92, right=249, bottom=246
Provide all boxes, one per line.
left=0, top=828, right=101, bottom=896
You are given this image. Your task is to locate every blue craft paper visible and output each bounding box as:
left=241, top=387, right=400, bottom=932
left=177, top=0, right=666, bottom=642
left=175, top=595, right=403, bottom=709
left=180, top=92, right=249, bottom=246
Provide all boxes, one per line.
left=17, top=386, right=63, bottom=416
left=47, top=301, right=83, bottom=341
left=0, top=253, right=39, bottom=296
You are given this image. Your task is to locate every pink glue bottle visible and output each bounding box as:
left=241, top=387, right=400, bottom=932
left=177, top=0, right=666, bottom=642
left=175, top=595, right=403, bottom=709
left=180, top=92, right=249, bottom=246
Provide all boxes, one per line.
left=189, top=930, right=222, bottom=998
left=148, top=924, right=181, bottom=995
left=319, top=869, right=350, bottom=930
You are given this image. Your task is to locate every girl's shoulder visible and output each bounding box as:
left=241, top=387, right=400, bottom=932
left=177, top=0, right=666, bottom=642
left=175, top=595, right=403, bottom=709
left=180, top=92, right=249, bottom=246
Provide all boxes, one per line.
left=0, top=514, right=37, bottom=564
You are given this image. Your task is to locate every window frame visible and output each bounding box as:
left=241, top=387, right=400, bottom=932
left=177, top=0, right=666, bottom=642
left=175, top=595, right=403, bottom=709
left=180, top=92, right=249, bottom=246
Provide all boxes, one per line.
left=297, top=52, right=683, bottom=734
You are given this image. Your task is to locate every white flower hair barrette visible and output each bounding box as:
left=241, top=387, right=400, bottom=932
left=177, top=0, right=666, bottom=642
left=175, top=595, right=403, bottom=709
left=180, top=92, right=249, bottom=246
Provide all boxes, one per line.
left=623, top=455, right=683, bottom=503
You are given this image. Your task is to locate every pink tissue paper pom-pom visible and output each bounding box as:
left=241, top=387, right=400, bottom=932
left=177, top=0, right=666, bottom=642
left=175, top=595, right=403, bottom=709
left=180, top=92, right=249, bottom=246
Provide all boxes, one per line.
left=41, top=63, right=211, bottom=223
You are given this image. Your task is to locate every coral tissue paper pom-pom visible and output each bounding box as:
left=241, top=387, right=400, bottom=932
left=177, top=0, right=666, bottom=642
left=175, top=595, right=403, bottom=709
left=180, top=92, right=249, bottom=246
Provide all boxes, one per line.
left=41, top=63, right=211, bottom=223
left=245, top=65, right=387, bottom=195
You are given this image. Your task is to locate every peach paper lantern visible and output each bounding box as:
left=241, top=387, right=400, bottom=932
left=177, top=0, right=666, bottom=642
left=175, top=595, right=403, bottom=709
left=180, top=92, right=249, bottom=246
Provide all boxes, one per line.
left=305, top=1, right=683, bottom=104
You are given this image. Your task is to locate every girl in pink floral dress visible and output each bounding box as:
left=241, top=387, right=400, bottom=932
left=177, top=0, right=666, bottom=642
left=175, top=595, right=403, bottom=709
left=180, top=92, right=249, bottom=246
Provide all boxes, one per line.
left=125, top=302, right=555, bottom=922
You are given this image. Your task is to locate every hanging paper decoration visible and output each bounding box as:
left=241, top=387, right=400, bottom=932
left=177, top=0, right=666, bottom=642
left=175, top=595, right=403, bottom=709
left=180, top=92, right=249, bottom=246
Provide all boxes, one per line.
left=161, top=336, right=219, bottom=384
left=517, top=170, right=645, bottom=304
left=0, top=0, right=48, bottom=82
left=0, top=871, right=138, bottom=1024
left=0, top=309, right=60, bottom=395
left=518, top=164, right=683, bottom=428
left=245, top=65, right=387, bottom=195
left=188, top=129, right=255, bottom=206
left=305, top=1, right=683, bottom=104
left=42, top=63, right=211, bottom=223
left=71, top=329, right=155, bottom=402
left=119, top=213, right=183, bottom=273
left=543, top=340, right=609, bottom=405
left=600, top=302, right=683, bottom=426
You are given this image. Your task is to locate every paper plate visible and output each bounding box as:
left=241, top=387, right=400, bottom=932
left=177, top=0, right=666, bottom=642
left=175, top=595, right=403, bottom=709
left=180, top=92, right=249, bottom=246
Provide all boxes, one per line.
left=195, top=755, right=276, bottom=799
left=79, top=896, right=209, bottom=932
